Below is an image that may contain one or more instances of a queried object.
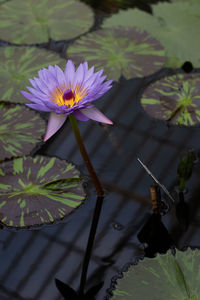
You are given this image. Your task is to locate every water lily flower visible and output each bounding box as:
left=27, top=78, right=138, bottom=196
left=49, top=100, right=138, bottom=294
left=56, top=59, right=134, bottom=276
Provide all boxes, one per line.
left=21, top=60, right=113, bottom=141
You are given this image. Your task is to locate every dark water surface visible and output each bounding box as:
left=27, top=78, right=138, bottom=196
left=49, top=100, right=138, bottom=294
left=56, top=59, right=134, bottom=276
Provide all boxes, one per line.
left=1, top=0, right=200, bottom=300
left=1, top=76, right=200, bottom=300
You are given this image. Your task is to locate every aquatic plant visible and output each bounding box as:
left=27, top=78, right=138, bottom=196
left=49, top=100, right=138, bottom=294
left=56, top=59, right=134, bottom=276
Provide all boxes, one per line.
left=0, top=104, right=45, bottom=160
left=111, top=248, right=200, bottom=300
left=67, top=27, right=166, bottom=81
left=21, top=60, right=113, bottom=141
left=0, top=156, right=85, bottom=227
left=0, top=0, right=94, bottom=44
left=22, top=61, right=114, bottom=296
left=141, top=73, right=200, bottom=126
left=21, top=60, right=114, bottom=298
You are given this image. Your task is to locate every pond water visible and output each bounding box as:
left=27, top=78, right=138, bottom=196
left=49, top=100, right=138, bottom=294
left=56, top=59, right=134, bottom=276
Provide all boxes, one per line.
left=0, top=0, right=200, bottom=299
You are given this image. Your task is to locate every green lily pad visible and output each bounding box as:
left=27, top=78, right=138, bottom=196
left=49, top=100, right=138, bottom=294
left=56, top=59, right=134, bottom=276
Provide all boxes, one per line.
left=0, top=156, right=86, bottom=228
left=141, top=73, right=200, bottom=126
left=102, top=2, right=200, bottom=68
left=0, top=46, right=65, bottom=103
left=0, top=104, right=45, bottom=160
left=102, top=8, right=159, bottom=32
left=0, top=0, right=94, bottom=44
left=112, top=249, right=200, bottom=300
left=67, top=27, right=166, bottom=81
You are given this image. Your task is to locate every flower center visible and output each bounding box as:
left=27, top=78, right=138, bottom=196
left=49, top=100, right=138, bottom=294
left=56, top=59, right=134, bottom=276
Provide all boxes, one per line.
left=63, top=89, right=75, bottom=102
left=50, top=85, right=88, bottom=108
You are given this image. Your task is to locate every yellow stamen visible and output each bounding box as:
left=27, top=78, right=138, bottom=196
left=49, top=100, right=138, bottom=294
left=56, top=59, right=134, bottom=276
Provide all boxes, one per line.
left=50, top=83, right=88, bottom=108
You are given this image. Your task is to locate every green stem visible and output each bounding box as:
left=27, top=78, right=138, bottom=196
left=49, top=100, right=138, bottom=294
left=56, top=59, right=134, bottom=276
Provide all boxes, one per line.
left=69, top=114, right=104, bottom=197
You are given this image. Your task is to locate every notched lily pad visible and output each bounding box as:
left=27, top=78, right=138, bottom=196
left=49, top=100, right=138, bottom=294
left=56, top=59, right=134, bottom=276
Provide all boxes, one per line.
left=67, top=27, right=166, bottom=81
left=0, top=104, right=45, bottom=160
left=111, top=248, right=200, bottom=300
left=102, top=3, right=200, bottom=68
left=0, top=156, right=86, bottom=228
left=0, top=46, right=65, bottom=103
left=0, top=0, right=94, bottom=44
left=141, top=73, right=200, bottom=126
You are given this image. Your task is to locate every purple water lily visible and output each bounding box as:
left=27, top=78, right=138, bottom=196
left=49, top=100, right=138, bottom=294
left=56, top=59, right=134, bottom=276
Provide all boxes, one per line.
left=21, top=60, right=113, bottom=141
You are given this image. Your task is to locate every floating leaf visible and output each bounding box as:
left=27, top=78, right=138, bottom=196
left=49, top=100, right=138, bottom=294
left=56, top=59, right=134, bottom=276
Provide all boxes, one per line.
left=141, top=73, right=200, bottom=126
left=0, top=46, right=65, bottom=103
left=0, top=156, right=86, bottom=228
left=102, top=8, right=158, bottom=30
left=0, top=104, right=45, bottom=160
left=102, top=3, right=200, bottom=68
left=67, top=27, right=166, bottom=81
left=112, top=249, right=200, bottom=300
left=0, top=0, right=94, bottom=44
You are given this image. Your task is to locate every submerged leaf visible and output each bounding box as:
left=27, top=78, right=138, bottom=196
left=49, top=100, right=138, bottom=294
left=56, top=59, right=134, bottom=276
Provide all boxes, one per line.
left=0, top=0, right=94, bottom=43
left=0, top=104, right=45, bottom=160
left=67, top=27, right=166, bottom=81
left=0, top=47, right=65, bottom=103
left=0, top=156, right=86, bottom=228
left=177, top=149, right=196, bottom=191
left=102, top=2, right=200, bottom=67
left=175, top=192, right=189, bottom=232
left=112, top=249, right=200, bottom=300
left=141, top=73, right=200, bottom=126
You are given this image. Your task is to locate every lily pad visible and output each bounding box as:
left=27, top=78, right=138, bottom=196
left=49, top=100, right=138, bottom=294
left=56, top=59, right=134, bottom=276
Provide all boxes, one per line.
left=102, top=2, right=200, bottom=68
left=112, top=248, right=200, bottom=300
left=141, top=73, right=200, bottom=126
left=0, top=104, right=45, bottom=160
left=0, top=46, right=65, bottom=103
left=67, top=27, right=166, bottom=81
left=0, top=156, right=86, bottom=228
left=0, top=0, right=94, bottom=44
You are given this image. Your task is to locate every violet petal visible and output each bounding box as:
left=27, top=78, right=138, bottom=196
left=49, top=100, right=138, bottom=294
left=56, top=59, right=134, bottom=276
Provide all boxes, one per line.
left=44, top=112, right=67, bottom=141
left=64, top=60, right=75, bottom=87
left=55, top=65, right=66, bottom=88
left=73, top=110, right=89, bottom=121
left=80, top=107, right=113, bottom=124
left=26, top=103, right=52, bottom=112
